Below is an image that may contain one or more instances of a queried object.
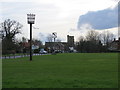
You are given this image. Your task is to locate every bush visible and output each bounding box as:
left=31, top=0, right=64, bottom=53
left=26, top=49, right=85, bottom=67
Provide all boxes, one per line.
left=34, top=49, right=39, bottom=53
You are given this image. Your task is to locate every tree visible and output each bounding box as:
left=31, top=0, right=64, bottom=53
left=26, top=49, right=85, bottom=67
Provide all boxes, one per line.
left=32, top=38, right=43, bottom=53
left=0, top=19, right=23, bottom=40
left=77, top=30, right=103, bottom=53
left=0, top=19, right=23, bottom=54
left=86, top=30, right=100, bottom=41
left=99, top=31, right=115, bottom=52
left=76, top=30, right=115, bottom=53
left=85, top=30, right=102, bottom=52
left=76, top=36, right=85, bottom=52
left=46, top=34, right=53, bottom=42
left=32, top=38, right=43, bottom=47
left=100, top=31, right=115, bottom=46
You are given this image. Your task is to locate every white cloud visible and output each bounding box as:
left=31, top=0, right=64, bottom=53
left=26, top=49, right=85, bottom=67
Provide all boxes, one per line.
left=77, top=6, right=118, bottom=30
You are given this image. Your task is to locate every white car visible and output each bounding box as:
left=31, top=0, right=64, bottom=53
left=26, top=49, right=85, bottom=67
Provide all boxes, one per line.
left=39, top=49, right=47, bottom=54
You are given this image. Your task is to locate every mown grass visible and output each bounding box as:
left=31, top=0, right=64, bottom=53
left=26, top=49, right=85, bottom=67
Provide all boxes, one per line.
left=2, top=53, right=118, bottom=88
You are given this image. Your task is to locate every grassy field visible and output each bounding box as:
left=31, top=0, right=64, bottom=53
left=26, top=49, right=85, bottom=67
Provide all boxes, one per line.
left=2, top=53, right=118, bottom=88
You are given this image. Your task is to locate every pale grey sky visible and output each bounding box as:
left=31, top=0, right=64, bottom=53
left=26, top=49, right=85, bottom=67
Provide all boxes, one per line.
left=0, top=0, right=118, bottom=43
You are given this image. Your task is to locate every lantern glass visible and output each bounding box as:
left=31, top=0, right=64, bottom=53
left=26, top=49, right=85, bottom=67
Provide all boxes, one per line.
left=27, top=14, right=35, bottom=24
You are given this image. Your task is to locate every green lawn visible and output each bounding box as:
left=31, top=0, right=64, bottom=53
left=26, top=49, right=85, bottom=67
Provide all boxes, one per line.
left=2, top=53, right=118, bottom=88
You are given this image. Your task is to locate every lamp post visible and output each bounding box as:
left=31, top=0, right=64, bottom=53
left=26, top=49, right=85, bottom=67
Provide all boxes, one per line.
left=52, top=32, right=57, bottom=42
left=52, top=32, right=57, bottom=53
left=27, top=14, right=35, bottom=61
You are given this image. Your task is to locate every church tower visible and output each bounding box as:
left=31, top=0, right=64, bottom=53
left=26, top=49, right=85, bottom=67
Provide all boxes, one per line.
left=67, top=35, right=74, bottom=47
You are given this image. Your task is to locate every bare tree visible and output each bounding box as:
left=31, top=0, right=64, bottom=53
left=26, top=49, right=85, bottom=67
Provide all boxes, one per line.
left=32, top=38, right=43, bottom=46
left=0, top=19, right=23, bottom=40
left=46, top=34, right=53, bottom=42
left=0, top=19, right=23, bottom=54
left=76, top=36, right=85, bottom=52
left=78, top=36, right=85, bottom=42
left=76, top=30, right=115, bottom=52
left=100, top=31, right=115, bottom=46
left=86, top=30, right=100, bottom=41
left=76, top=30, right=102, bottom=52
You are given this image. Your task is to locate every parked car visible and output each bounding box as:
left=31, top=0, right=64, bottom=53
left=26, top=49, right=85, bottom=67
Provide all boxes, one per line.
left=39, top=49, right=47, bottom=54
left=54, top=50, right=63, bottom=53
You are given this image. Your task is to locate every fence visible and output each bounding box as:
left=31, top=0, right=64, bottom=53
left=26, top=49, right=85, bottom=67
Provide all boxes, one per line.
left=2, top=53, right=44, bottom=59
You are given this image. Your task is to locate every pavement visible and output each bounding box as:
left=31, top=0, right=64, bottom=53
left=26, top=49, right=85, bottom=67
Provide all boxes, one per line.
left=1, top=53, right=50, bottom=59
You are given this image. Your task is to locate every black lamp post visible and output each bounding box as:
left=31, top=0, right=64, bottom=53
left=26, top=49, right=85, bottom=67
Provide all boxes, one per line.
left=52, top=32, right=57, bottom=53
left=52, top=32, right=57, bottom=42
left=27, top=14, right=35, bottom=61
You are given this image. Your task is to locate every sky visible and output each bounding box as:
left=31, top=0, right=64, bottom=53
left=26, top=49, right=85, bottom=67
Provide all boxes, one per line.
left=78, top=6, right=118, bottom=30
left=0, top=0, right=119, bottom=43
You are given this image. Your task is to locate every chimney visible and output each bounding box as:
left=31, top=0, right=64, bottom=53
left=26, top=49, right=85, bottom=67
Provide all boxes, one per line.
left=67, top=35, right=69, bottom=42
left=28, top=40, right=30, bottom=43
left=114, top=38, right=116, bottom=41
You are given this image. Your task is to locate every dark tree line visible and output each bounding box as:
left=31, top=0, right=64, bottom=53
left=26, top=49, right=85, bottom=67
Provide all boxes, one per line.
left=76, top=30, right=115, bottom=53
left=0, top=19, right=23, bottom=54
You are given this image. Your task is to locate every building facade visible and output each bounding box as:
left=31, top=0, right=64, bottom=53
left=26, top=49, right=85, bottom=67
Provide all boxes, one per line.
left=108, top=37, right=120, bottom=51
left=45, top=35, right=75, bottom=52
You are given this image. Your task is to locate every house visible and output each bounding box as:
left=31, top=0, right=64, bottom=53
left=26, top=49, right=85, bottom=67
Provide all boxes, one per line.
left=108, top=37, right=120, bottom=51
left=45, top=35, right=75, bottom=52
left=45, top=42, right=67, bottom=53
left=20, top=40, right=42, bottom=53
